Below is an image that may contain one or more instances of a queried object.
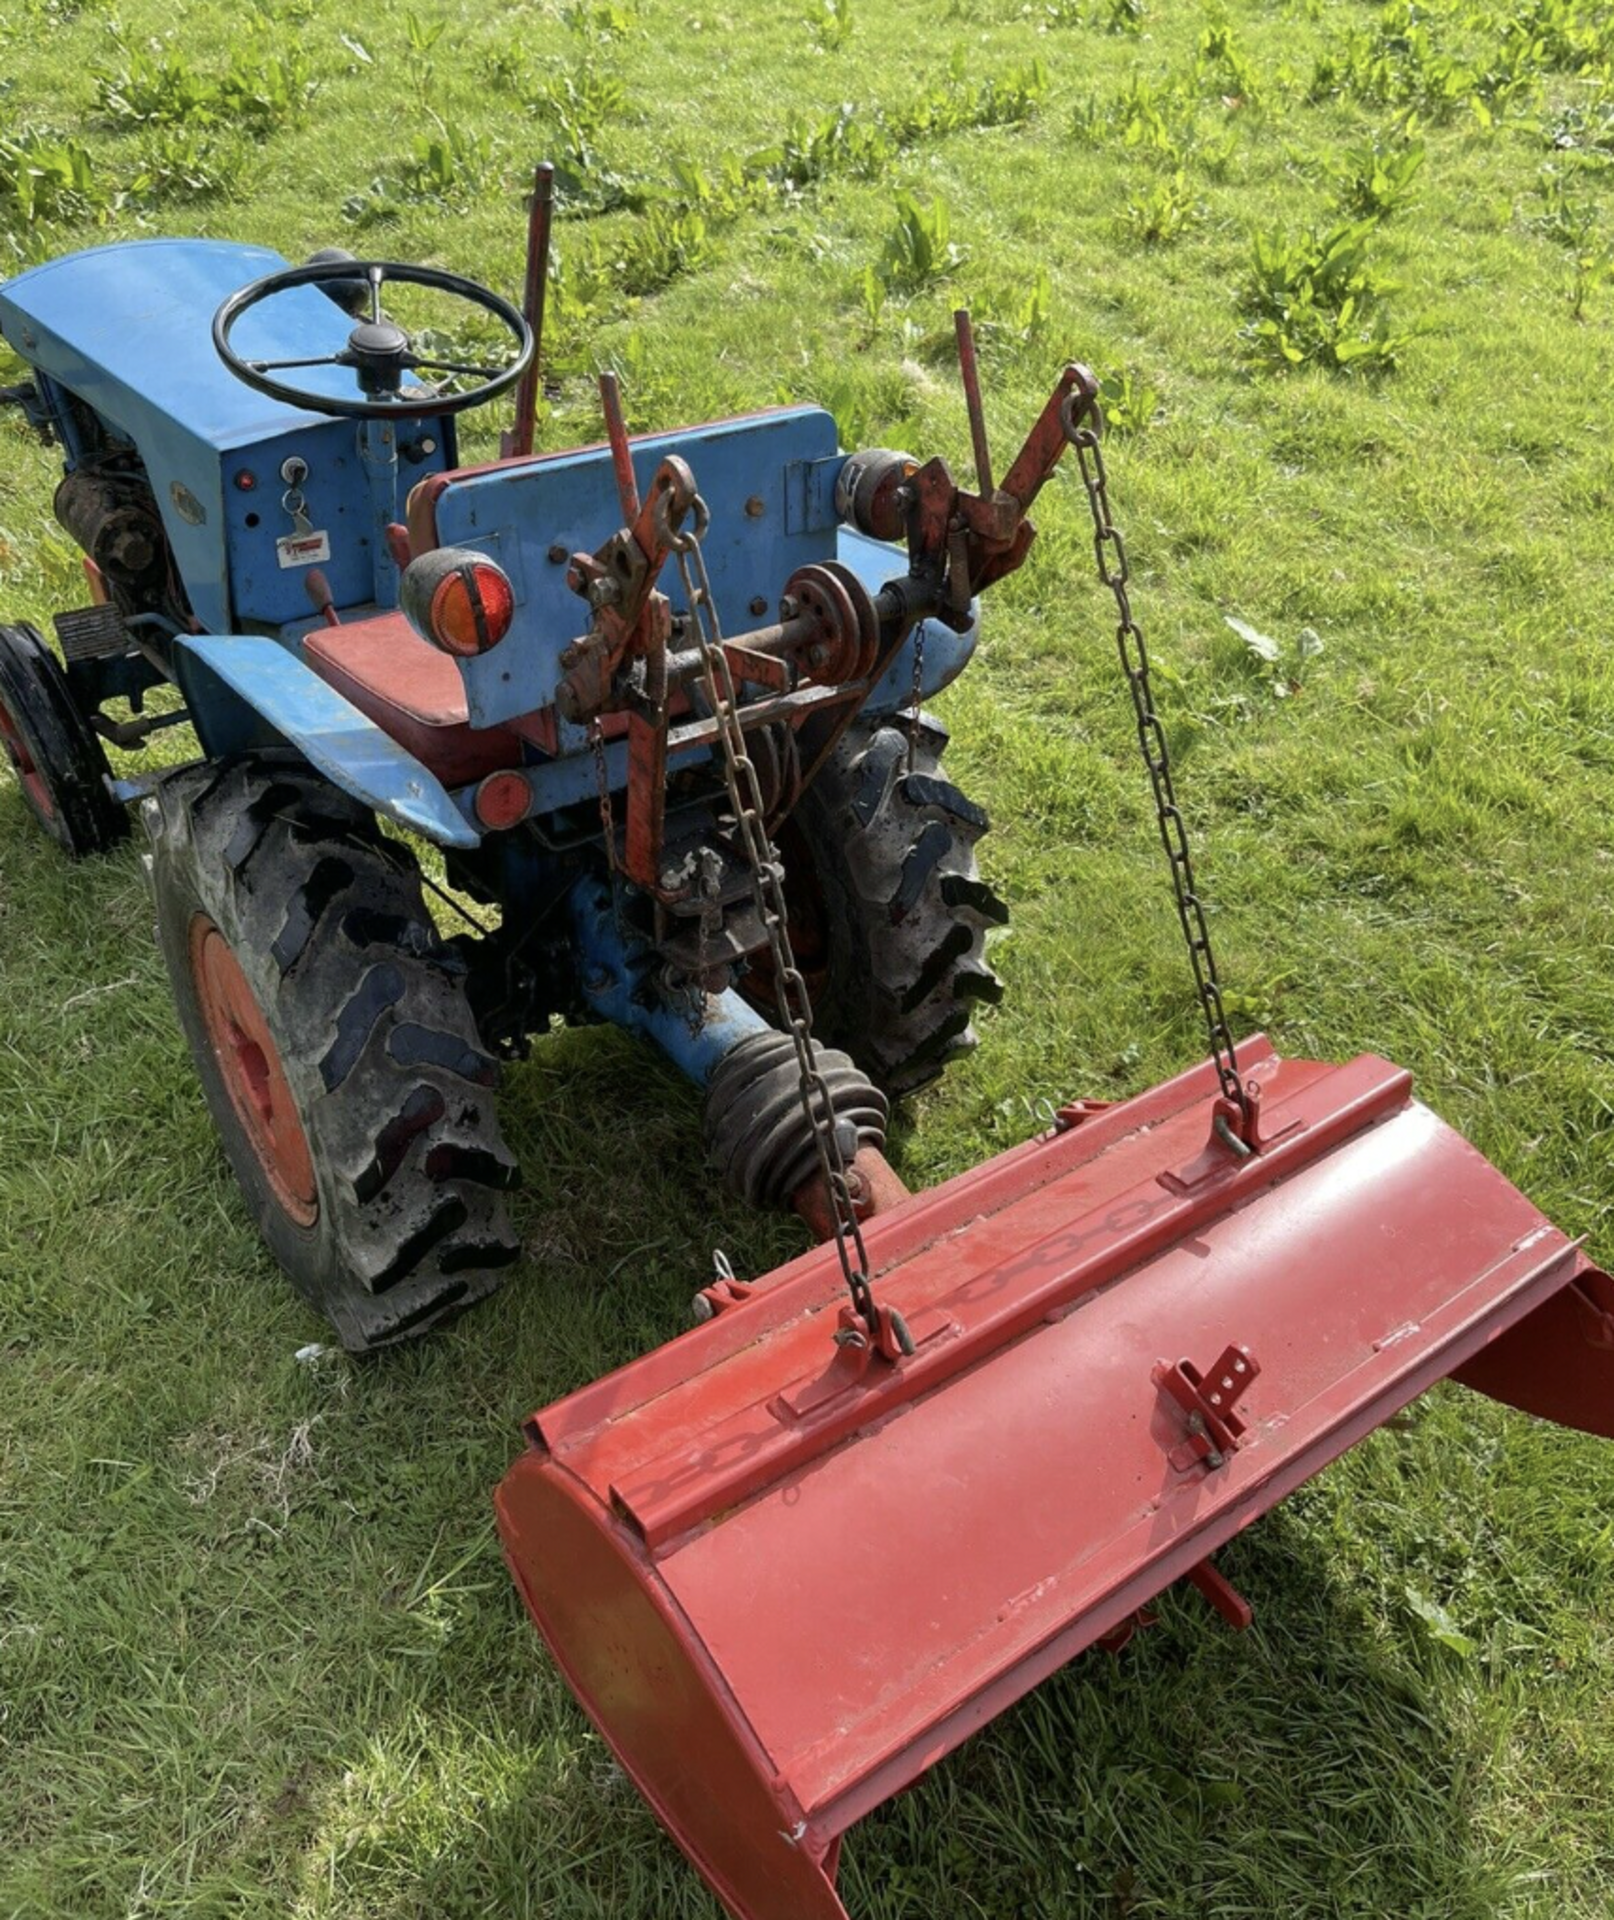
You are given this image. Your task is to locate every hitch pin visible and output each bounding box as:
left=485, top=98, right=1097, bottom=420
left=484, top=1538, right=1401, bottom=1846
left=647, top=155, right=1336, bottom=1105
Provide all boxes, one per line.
left=1213, top=1112, right=1253, bottom=1160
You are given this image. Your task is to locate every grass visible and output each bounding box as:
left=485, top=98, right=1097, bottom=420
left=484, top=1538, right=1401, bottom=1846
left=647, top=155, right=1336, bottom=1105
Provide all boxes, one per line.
left=3, top=0, right=1614, bottom=1914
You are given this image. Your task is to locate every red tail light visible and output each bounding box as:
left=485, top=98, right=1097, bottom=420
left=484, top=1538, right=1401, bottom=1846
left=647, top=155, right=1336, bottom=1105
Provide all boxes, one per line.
left=401, top=548, right=515, bottom=657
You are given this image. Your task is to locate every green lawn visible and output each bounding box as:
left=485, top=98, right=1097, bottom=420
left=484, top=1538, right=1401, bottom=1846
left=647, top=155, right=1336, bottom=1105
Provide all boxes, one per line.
left=4, top=0, right=1614, bottom=1914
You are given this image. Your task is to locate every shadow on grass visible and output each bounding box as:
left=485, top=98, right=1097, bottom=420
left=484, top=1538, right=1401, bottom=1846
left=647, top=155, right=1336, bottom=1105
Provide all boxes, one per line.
left=392, top=1495, right=1522, bottom=1920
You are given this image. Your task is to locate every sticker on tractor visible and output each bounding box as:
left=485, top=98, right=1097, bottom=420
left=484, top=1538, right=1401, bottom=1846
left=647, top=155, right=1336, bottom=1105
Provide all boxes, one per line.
left=276, top=530, right=331, bottom=569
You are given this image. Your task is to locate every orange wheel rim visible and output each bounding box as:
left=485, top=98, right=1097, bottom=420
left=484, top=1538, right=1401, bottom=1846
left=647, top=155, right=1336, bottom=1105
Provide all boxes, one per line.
left=188, top=915, right=318, bottom=1227
left=0, top=696, right=56, bottom=823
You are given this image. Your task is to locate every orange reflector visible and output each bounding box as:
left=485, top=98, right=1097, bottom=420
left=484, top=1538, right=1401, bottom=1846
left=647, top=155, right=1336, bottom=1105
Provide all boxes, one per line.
left=400, top=548, right=516, bottom=657
left=431, top=563, right=514, bottom=656
left=474, top=769, right=532, bottom=831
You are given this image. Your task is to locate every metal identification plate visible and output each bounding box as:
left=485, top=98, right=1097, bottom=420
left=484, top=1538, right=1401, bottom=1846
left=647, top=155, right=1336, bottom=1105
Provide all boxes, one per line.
left=276, top=529, right=331, bottom=569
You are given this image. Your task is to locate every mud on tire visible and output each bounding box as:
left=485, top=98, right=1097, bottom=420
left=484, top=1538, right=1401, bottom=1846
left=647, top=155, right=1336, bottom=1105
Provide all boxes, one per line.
left=772, top=715, right=1007, bottom=1098
left=144, top=753, right=519, bottom=1351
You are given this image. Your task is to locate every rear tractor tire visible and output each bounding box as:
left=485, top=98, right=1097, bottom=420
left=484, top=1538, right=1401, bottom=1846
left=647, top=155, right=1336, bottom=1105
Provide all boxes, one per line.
left=0, top=621, right=127, bottom=856
left=144, top=754, right=520, bottom=1352
left=758, top=715, right=1007, bottom=1098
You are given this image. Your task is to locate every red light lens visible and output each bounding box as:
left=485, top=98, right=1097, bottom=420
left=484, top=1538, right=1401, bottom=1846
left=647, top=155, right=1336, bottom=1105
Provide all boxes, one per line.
left=428, top=562, right=515, bottom=657
left=473, top=769, right=533, bottom=831
left=234, top=470, right=257, bottom=491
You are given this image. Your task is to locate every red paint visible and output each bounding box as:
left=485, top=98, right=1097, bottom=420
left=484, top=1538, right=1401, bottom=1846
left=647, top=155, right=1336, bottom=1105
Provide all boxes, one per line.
left=188, top=914, right=317, bottom=1225
left=472, top=769, right=532, bottom=831
left=0, top=695, right=55, bottom=823
left=496, top=1038, right=1612, bottom=1920
left=302, top=612, right=522, bottom=786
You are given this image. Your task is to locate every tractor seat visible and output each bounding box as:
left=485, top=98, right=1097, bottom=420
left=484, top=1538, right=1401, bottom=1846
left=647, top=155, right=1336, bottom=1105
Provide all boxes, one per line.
left=302, top=612, right=523, bottom=788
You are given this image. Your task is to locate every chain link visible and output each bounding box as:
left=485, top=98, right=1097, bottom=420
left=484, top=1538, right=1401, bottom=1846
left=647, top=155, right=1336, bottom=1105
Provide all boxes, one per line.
left=589, top=718, right=617, bottom=870
left=669, top=500, right=893, bottom=1339
left=906, top=619, right=926, bottom=775
left=1064, top=410, right=1249, bottom=1125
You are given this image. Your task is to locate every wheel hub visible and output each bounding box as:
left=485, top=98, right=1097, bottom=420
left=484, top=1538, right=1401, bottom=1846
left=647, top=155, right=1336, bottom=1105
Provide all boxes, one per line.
left=188, top=915, right=318, bottom=1227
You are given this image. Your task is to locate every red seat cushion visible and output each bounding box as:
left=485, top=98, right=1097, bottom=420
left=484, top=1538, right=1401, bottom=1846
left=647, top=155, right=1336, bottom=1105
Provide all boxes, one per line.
left=303, top=613, right=521, bottom=787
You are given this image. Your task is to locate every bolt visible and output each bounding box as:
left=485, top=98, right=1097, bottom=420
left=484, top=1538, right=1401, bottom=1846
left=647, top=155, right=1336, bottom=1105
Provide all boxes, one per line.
left=744, top=495, right=766, bottom=518
left=691, top=1293, right=714, bottom=1323
left=779, top=594, right=799, bottom=620
left=547, top=542, right=569, bottom=564
left=749, top=596, right=767, bottom=617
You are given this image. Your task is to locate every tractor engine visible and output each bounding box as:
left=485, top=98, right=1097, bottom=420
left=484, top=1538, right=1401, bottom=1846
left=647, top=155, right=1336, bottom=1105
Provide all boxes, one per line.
left=53, top=464, right=172, bottom=613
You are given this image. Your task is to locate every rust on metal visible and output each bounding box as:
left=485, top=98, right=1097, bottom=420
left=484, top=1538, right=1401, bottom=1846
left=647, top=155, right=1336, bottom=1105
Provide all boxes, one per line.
left=502, top=161, right=554, bottom=460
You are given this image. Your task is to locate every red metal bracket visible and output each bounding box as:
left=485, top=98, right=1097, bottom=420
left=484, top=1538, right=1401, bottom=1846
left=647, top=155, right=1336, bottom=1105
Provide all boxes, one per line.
left=693, top=1277, right=757, bottom=1322
left=1186, top=1556, right=1253, bottom=1630
left=1097, top=1604, right=1159, bottom=1656
left=1153, top=1343, right=1261, bottom=1471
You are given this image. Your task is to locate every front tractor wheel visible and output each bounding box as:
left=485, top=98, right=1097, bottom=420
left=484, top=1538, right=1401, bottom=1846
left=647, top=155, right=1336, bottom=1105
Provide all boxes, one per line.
left=752, top=716, right=1007, bottom=1098
left=145, top=755, right=520, bottom=1352
left=0, top=621, right=127, bottom=856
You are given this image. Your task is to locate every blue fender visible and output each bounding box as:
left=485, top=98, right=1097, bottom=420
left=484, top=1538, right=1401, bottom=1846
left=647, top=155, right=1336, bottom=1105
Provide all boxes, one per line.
left=172, top=634, right=480, bottom=849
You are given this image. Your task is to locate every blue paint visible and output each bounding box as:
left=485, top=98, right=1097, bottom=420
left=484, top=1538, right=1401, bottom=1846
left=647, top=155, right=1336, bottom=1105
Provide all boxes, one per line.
left=357, top=417, right=404, bottom=607
left=3, top=240, right=981, bottom=858
left=437, top=410, right=845, bottom=729
left=569, top=873, right=769, bottom=1087
left=174, top=634, right=479, bottom=848
left=0, top=239, right=452, bottom=631
left=835, top=528, right=980, bottom=707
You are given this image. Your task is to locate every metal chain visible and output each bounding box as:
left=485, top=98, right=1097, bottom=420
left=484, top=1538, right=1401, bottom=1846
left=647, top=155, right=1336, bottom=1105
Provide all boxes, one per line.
left=589, top=718, right=617, bottom=869
left=906, top=620, right=926, bottom=775
left=1063, top=406, right=1250, bottom=1127
left=670, top=499, right=899, bottom=1345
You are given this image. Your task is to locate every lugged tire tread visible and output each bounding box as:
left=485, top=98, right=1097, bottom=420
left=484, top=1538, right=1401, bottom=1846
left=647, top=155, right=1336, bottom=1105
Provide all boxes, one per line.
left=770, top=717, right=1005, bottom=1098
left=144, top=751, right=520, bottom=1351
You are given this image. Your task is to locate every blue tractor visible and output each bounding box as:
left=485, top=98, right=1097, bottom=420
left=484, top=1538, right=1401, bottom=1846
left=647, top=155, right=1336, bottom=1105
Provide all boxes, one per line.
left=0, top=213, right=1086, bottom=1351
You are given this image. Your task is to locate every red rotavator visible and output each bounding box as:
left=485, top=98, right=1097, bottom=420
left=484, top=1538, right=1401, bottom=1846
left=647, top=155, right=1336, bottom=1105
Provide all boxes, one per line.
left=498, top=1034, right=1613, bottom=1920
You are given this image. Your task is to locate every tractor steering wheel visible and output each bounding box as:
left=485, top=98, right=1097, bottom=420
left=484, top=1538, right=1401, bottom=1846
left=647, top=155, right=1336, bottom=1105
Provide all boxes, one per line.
left=213, top=259, right=532, bottom=421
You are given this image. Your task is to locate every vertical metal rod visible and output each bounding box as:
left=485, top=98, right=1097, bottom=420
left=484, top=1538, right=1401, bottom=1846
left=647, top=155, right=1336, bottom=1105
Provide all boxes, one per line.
left=503, top=161, right=554, bottom=460
left=598, top=372, right=641, bottom=522
left=953, top=307, right=994, bottom=497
